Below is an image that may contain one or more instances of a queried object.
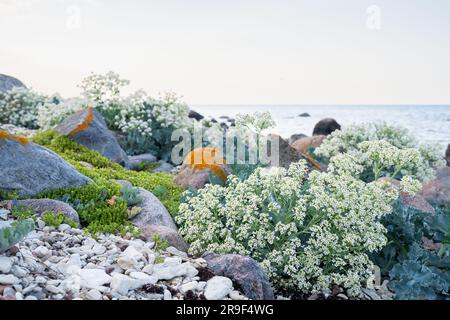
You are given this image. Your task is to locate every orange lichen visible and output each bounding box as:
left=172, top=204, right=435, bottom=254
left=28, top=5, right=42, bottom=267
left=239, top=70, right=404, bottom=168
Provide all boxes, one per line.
left=0, top=130, right=29, bottom=145
left=69, top=107, right=95, bottom=136
left=183, top=147, right=228, bottom=182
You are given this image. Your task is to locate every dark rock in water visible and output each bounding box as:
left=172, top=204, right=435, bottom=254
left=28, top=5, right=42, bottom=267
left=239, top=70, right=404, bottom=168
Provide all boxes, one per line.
left=419, top=167, right=450, bottom=207
left=312, top=118, right=341, bottom=136
left=55, top=108, right=128, bottom=165
left=299, top=113, right=311, bottom=117
left=291, top=135, right=326, bottom=154
left=188, top=110, right=204, bottom=121
left=0, top=74, right=26, bottom=93
left=219, top=116, right=230, bottom=120
left=289, top=133, right=308, bottom=144
left=140, top=225, right=188, bottom=252
left=126, top=153, right=157, bottom=171
left=1, top=199, right=80, bottom=226
left=446, top=144, right=449, bottom=166
left=202, top=253, right=274, bottom=300
left=0, top=137, right=91, bottom=198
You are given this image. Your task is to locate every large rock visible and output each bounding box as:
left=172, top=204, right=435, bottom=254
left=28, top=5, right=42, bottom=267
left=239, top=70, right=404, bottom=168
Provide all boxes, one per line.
left=291, top=135, right=326, bottom=155
left=202, top=253, right=274, bottom=300
left=0, top=137, right=91, bottom=197
left=1, top=199, right=80, bottom=226
left=380, top=178, right=435, bottom=214
left=55, top=108, right=128, bottom=165
left=125, top=153, right=157, bottom=171
left=188, top=110, right=204, bottom=121
left=114, top=181, right=177, bottom=230
left=288, top=133, right=307, bottom=145
left=0, top=74, right=26, bottom=93
left=173, top=165, right=230, bottom=190
left=140, top=225, right=188, bottom=252
left=419, top=167, right=450, bottom=207
left=266, top=134, right=324, bottom=171
left=312, top=118, right=341, bottom=136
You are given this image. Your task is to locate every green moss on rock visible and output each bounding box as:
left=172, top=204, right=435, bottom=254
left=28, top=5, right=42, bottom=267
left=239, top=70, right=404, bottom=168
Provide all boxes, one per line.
left=31, top=130, right=182, bottom=235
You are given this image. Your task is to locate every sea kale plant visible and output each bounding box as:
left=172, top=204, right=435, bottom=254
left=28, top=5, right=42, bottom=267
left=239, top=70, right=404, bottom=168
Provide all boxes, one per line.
left=315, top=122, right=445, bottom=182
left=79, top=71, right=193, bottom=159
left=176, top=156, right=420, bottom=295
left=0, top=219, right=35, bottom=253
left=0, top=87, right=47, bottom=129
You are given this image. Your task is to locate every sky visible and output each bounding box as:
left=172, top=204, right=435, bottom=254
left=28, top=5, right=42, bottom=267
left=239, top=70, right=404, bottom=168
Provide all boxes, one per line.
left=1, top=0, right=450, bottom=105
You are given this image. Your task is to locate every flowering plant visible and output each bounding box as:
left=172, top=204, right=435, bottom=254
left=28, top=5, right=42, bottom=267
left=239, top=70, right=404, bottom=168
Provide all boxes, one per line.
left=0, top=87, right=46, bottom=129
left=316, top=123, right=445, bottom=182
left=177, top=157, right=419, bottom=294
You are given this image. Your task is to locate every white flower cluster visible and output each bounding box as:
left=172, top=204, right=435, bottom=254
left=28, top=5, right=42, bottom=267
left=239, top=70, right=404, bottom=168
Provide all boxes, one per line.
left=152, top=92, right=192, bottom=129
left=79, top=71, right=129, bottom=105
left=235, top=111, right=276, bottom=134
left=177, top=160, right=405, bottom=295
left=0, top=87, right=46, bottom=129
left=316, top=122, right=445, bottom=182
left=37, top=96, right=95, bottom=129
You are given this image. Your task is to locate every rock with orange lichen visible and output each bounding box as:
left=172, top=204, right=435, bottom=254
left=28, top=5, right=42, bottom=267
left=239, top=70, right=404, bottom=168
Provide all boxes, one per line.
left=291, top=135, right=326, bottom=155
left=173, top=147, right=230, bottom=189
left=0, top=135, right=91, bottom=197
left=55, top=108, right=128, bottom=165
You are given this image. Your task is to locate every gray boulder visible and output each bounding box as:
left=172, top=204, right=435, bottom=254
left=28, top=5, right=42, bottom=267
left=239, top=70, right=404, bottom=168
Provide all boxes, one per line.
left=125, top=153, right=157, bottom=171
left=0, top=199, right=80, bottom=226
left=312, top=118, right=341, bottom=136
left=0, top=138, right=91, bottom=198
left=288, top=133, right=308, bottom=145
left=114, top=180, right=177, bottom=231
left=55, top=108, right=128, bottom=165
left=202, top=253, right=274, bottom=300
left=140, top=225, right=188, bottom=252
left=0, top=74, right=26, bottom=93
left=151, top=161, right=174, bottom=173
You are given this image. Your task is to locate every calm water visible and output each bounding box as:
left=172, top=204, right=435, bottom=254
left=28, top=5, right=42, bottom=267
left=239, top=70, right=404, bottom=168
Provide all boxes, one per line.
left=192, top=105, right=450, bottom=153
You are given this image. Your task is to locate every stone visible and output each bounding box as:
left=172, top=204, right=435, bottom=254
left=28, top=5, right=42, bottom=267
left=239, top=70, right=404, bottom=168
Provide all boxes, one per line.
left=288, top=133, right=308, bottom=145
left=0, top=74, right=26, bottom=93
left=3, top=199, right=80, bottom=226
left=78, top=269, right=112, bottom=289
left=0, top=274, right=19, bottom=285
left=380, top=178, right=435, bottom=214
left=291, top=135, right=326, bottom=154
left=152, top=161, right=174, bottom=173
left=86, top=289, right=102, bottom=300
left=265, top=134, right=323, bottom=171
left=180, top=281, right=198, bottom=293
left=125, top=153, right=157, bottom=171
left=0, top=209, right=9, bottom=220
left=141, top=225, right=189, bottom=252
left=188, top=110, right=204, bottom=121
left=174, top=165, right=230, bottom=190
left=114, top=180, right=177, bottom=230
left=153, top=261, right=198, bottom=281
left=110, top=273, right=143, bottom=295
left=166, top=246, right=188, bottom=258
left=129, top=272, right=157, bottom=284
left=33, top=246, right=50, bottom=258
left=312, top=118, right=341, bottom=136
left=204, top=276, right=233, bottom=300
left=419, top=167, right=450, bottom=207
left=203, top=253, right=274, bottom=300
left=55, top=108, right=128, bottom=165
left=299, top=112, right=311, bottom=117
left=0, top=256, right=13, bottom=273
left=0, top=138, right=91, bottom=198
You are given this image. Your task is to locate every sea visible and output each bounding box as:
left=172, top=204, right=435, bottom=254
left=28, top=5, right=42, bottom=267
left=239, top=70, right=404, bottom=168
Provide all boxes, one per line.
left=192, top=105, right=450, bottom=154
